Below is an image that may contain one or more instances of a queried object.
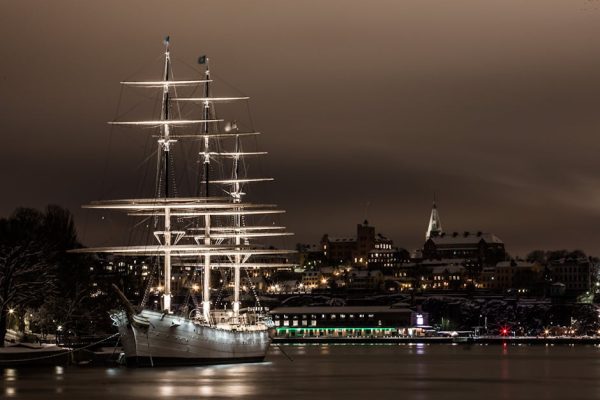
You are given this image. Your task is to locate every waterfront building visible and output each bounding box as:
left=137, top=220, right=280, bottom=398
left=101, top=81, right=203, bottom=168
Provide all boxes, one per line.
left=270, top=306, right=429, bottom=338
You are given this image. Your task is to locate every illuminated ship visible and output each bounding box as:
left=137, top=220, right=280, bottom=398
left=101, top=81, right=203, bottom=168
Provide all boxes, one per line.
left=73, top=38, right=294, bottom=367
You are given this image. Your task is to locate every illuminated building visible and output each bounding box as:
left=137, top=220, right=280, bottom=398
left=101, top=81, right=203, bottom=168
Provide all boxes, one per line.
left=270, top=306, right=430, bottom=338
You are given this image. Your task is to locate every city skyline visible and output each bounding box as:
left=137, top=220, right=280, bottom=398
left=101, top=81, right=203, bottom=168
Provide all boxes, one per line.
left=2, top=1, right=600, bottom=256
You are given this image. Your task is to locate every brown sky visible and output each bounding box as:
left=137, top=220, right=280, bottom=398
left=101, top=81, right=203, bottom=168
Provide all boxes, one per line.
left=2, top=0, right=600, bottom=256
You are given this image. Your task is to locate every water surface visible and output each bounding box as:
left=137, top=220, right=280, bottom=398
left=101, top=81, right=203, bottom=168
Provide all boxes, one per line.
left=4, top=344, right=600, bottom=399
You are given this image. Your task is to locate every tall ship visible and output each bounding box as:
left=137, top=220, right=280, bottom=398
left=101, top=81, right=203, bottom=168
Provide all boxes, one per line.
left=74, top=38, right=295, bottom=367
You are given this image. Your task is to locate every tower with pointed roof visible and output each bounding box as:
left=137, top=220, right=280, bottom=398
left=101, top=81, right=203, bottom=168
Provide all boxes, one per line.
left=425, top=198, right=443, bottom=240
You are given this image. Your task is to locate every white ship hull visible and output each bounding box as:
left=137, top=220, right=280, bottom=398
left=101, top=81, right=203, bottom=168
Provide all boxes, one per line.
left=112, top=310, right=270, bottom=367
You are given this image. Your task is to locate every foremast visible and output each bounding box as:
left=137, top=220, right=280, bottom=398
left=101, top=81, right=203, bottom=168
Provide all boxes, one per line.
left=232, top=132, right=243, bottom=321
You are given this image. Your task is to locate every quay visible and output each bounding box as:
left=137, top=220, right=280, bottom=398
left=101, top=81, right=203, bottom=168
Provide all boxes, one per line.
left=272, top=336, right=600, bottom=345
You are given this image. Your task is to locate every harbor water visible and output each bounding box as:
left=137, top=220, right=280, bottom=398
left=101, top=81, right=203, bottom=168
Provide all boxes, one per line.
left=4, top=344, right=600, bottom=399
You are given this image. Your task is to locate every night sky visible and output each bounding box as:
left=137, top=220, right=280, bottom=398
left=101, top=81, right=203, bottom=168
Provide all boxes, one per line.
left=2, top=0, right=600, bottom=256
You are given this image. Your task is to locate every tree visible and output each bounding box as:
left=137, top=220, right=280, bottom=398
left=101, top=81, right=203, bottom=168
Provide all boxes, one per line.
left=0, top=206, right=81, bottom=346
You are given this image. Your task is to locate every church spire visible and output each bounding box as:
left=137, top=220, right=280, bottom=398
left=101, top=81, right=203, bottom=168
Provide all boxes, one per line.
left=426, top=196, right=443, bottom=240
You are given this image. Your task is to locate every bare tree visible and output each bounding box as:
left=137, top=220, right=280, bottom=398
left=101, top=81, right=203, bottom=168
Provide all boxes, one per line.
left=0, top=205, right=78, bottom=346
left=0, top=244, right=56, bottom=345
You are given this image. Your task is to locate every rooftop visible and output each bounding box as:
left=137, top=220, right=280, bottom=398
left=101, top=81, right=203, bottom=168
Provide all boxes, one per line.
left=428, top=231, right=503, bottom=245
left=269, top=306, right=413, bottom=314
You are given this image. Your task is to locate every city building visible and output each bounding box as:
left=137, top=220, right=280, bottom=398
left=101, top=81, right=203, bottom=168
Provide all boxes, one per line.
left=421, top=201, right=506, bottom=269
left=368, top=237, right=409, bottom=269
left=90, top=256, right=152, bottom=300
left=479, top=260, right=544, bottom=294
left=346, top=270, right=385, bottom=291
left=548, top=257, right=593, bottom=294
left=321, top=220, right=397, bottom=268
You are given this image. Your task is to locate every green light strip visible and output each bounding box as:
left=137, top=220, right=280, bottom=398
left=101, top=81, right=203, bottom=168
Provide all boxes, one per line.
left=276, top=327, right=398, bottom=332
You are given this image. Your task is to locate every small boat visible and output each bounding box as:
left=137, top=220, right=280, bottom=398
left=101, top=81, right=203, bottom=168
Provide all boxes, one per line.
left=0, top=344, right=71, bottom=367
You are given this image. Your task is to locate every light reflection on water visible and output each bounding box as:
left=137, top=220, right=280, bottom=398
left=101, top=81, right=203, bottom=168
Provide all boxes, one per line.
left=4, top=345, right=600, bottom=399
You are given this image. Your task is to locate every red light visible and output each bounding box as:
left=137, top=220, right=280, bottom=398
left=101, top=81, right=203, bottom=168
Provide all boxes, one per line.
left=501, top=328, right=508, bottom=336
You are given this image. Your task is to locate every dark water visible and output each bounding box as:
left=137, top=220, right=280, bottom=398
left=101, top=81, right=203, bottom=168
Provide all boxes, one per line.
left=4, top=344, right=600, bottom=399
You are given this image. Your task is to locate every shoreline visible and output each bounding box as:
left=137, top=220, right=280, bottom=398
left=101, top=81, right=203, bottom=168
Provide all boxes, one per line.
left=272, top=336, right=600, bottom=345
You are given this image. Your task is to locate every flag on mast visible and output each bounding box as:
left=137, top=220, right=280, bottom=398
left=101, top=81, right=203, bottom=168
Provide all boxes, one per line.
left=198, top=55, right=207, bottom=64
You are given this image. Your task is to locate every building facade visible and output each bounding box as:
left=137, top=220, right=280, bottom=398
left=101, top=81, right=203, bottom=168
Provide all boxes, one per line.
left=270, top=306, right=429, bottom=338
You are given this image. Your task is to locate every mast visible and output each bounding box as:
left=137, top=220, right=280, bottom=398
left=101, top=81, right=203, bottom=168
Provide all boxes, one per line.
left=160, top=37, right=173, bottom=313
left=82, top=45, right=298, bottom=324
left=232, top=132, right=242, bottom=321
left=201, top=57, right=212, bottom=322
left=202, top=57, right=211, bottom=197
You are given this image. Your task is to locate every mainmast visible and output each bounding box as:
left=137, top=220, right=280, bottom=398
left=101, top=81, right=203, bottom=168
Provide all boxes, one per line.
left=160, top=37, right=174, bottom=313
left=201, top=56, right=212, bottom=323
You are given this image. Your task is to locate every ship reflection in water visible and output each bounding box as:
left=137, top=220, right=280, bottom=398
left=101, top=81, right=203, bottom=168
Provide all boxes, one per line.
left=5, top=345, right=600, bottom=399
